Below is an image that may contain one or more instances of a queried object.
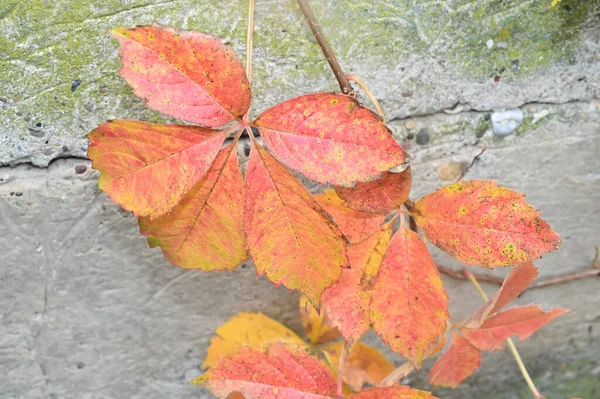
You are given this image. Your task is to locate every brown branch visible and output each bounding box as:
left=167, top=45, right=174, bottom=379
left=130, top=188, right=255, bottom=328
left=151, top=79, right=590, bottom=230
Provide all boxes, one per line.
left=296, top=0, right=353, bottom=94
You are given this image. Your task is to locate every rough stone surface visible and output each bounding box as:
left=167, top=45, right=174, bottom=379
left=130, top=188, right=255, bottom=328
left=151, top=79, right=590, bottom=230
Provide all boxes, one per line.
left=1, top=1, right=600, bottom=398
left=0, top=0, right=599, bottom=166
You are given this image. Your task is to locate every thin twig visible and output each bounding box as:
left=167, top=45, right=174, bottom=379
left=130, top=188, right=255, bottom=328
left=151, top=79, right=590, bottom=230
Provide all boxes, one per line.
left=245, top=0, right=255, bottom=85
left=465, top=271, right=546, bottom=399
left=458, top=144, right=487, bottom=181
left=296, top=0, right=353, bottom=94
left=345, top=74, right=385, bottom=121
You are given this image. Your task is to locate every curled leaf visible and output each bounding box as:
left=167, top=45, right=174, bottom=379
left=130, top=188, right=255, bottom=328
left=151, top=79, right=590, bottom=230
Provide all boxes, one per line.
left=112, top=25, right=250, bottom=126
left=88, top=120, right=224, bottom=218
left=254, top=93, right=407, bottom=187
left=243, top=140, right=347, bottom=305
left=194, top=344, right=336, bottom=399
left=202, top=313, right=307, bottom=369
left=139, top=144, right=246, bottom=270
left=413, top=180, right=561, bottom=267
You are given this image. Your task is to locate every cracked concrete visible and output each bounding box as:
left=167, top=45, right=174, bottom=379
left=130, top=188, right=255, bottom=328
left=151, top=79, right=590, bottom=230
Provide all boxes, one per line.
left=1, top=1, right=600, bottom=398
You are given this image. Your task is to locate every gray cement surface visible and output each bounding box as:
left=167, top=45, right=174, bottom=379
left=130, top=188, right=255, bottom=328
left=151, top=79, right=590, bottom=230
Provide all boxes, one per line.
left=1, top=1, right=600, bottom=398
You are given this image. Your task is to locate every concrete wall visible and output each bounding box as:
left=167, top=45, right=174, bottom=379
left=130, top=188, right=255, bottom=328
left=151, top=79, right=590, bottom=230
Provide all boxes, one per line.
left=1, top=1, right=599, bottom=398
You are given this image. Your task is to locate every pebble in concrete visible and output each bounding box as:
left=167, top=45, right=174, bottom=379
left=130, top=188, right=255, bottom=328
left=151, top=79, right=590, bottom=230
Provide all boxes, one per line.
left=491, top=109, right=524, bottom=136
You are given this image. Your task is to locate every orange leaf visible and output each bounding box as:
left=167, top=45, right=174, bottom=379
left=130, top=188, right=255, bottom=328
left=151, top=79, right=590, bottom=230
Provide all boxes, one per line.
left=112, top=26, right=250, bottom=126
left=335, top=167, right=412, bottom=214
left=88, top=120, right=224, bottom=218
left=465, top=262, right=539, bottom=328
left=194, top=344, right=336, bottom=399
left=315, top=189, right=386, bottom=244
left=429, top=332, right=481, bottom=388
left=299, top=296, right=341, bottom=345
left=413, top=180, right=561, bottom=267
left=461, top=305, right=569, bottom=351
left=321, top=341, right=394, bottom=391
left=349, top=386, right=437, bottom=399
left=202, top=313, right=307, bottom=369
left=321, top=223, right=394, bottom=343
left=243, top=140, right=348, bottom=305
left=371, top=226, right=449, bottom=367
left=253, top=93, right=407, bottom=187
left=139, top=144, right=246, bottom=270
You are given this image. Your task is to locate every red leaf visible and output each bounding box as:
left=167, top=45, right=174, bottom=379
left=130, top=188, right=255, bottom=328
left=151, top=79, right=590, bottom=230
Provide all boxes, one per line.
left=253, top=93, right=407, bottom=187
left=88, top=120, right=224, bottom=217
left=461, top=305, right=569, bottom=351
left=429, top=333, right=481, bottom=388
left=243, top=140, right=348, bottom=305
left=413, top=180, right=561, bottom=267
left=315, top=189, right=386, bottom=244
left=349, top=386, right=437, bottom=399
left=465, top=262, right=539, bottom=328
left=139, top=143, right=246, bottom=270
left=321, top=223, right=393, bottom=343
left=112, top=25, right=250, bottom=126
left=193, top=344, right=336, bottom=398
left=371, top=226, right=449, bottom=367
left=335, top=167, right=412, bottom=214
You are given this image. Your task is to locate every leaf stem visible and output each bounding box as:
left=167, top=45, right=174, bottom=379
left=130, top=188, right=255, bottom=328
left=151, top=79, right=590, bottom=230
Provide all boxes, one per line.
left=337, top=342, right=348, bottom=396
left=246, top=0, right=255, bottom=85
left=296, top=0, right=353, bottom=94
left=345, top=74, right=385, bottom=121
left=379, top=361, right=415, bottom=386
left=465, top=271, right=546, bottom=399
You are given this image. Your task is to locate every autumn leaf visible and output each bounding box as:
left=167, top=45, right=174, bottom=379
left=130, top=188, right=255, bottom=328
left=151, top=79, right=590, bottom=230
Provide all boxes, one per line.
left=253, top=93, right=407, bottom=187
left=88, top=120, right=225, bottom=218
left=335, top=167, right=412, bottom=214
left=315, top=189, right=386, bottom=244
left=321, top=223, right=393, bottom=343
left=299, top=296, right=341, bottom=345
left=243, top=140, right=348, bottom=304
left=413, top=180, right=561, bottom=267
left=461, top=305, right=568, bottom=351
left=465, top=262, right=539, bottom=328
left=321, top=341, right=394, bottom=391
left=139, top=143, right=246, bottom=270
left=202, top=313, right=307, bottom=369
left=349, top=386, right=437, bottom=399
left=194, top=344, right=336, bottom=399
left=112, top=25, right=250, bottom=126
left=371, top=226, right=449, bottom=367
left=429, top=332, right=481, bottom=388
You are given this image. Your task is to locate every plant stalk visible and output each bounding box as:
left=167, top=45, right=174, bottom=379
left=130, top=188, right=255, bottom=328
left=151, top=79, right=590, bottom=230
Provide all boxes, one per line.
left=296, top=0, right=353, bottom=94
left=345, top=74, right=385, bottom=121
left=337, top=342, right=348, bottom=396
left=246, top=0, right=255, bottom=85
left=466, top=271, right=546, bottom=399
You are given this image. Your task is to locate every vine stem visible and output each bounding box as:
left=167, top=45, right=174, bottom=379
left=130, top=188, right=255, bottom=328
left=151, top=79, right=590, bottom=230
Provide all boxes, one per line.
left=246, top=0, right=255, bottom=85
left=296, top=0, right=353, bottom=94
left=465, top=271, right=546, bottom=399
left=345, top=74, right=385, bottom=121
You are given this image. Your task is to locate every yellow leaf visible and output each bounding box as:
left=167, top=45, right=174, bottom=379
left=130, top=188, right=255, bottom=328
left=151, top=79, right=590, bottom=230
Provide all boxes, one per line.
left=299, top=295, right=341, bottom=345
left=321, top=342, right=395, bottom=391
left=549, top=0, right=562, bottom=8
left=203, top=313, right=307, bottom=368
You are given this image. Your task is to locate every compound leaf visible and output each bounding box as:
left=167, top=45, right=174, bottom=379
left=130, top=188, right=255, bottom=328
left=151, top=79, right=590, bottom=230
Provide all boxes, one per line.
left=315, top=189, right=386, bottom=244
left=335, top=167, right=412, bottom=214
left=112, top=25, right=250, bottom=126
left=465, top=262, right=539, bottom=328
left=321, top=223, right=393, bottom=343
left=413, top=180, right=561, bottom=267
left=194, top=344, right=336, bottom=399
left=349, top=386, right=437, bottom=399
left=139, top=143, right=246, bottom=270
left=429, top=333, right=481, bottom=388
left=321, top=341, right=394, bottom=391
left=202, top=313, right=307, bottom=369
left=253, top=93, right=407, bottom=187
left=299, top=296, right=341, bottom=345
left=88, top=120, right=224, bottom=218
left=461, top=305, right=569, bottom=351
left=244, top=140, right=347, bottom=305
